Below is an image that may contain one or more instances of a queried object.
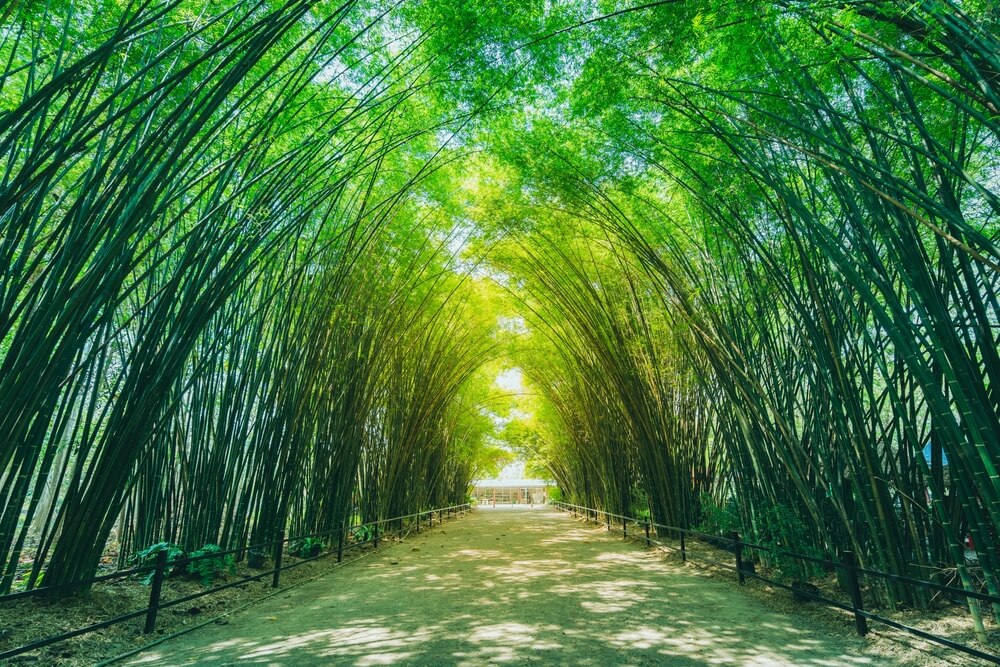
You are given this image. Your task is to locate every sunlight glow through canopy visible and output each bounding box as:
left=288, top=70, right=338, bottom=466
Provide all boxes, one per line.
left=495, top=367, right=525, bottom=394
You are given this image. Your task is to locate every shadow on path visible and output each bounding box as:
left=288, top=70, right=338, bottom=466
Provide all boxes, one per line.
left=128, top=509, right=904, bottom=666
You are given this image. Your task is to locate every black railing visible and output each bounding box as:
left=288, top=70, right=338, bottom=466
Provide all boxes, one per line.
left=552, top=501, right=1000, bottom=665
left=0, top=503, right=470, bottom=661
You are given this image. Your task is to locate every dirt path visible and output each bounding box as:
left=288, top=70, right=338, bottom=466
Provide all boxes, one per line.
left=126, top=508, right=909, bottom=666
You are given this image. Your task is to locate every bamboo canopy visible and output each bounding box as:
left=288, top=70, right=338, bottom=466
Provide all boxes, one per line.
left=1, top=0, right=999, bottom=638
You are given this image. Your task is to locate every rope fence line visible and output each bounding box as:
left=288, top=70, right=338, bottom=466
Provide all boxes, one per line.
left=551, top=501, right=1000, bottom=665
left=0, top=504, right=471, bottom=662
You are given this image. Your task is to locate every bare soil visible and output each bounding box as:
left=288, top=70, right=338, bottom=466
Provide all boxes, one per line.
left=118, top=508, right=976, bottom=666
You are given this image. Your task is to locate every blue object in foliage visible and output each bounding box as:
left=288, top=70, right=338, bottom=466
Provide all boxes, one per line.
left=922, top=442, right=948, bottom=466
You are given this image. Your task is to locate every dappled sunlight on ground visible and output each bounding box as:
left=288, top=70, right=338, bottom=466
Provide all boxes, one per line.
left=129, top=509, right=910, bottom=666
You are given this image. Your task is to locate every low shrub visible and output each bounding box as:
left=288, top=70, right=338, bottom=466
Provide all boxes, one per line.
left=186, top=544, right=235, bottom=586
left=131, top=542, right=186, bottom=584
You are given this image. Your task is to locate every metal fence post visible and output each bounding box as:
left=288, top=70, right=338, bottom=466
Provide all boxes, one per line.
left=416, top=511, right=421, bottom=534
left=623, top=516, right=627, bottom=539
left=606, top=511, right=611, bottom=531
left=842, top=550, right=868, bottom=636
left=731, top=532, right=745, bottom=585
left=143, top=549, right=167, bottom=634
left=374, top=522, right=380, bottom=549
left=644, top=521, right=651, bottom=547
left=272, top=530, right=284, bottom=588
left=337, top=521, right=345, bottom=563
left=680, top=530, right=686, bottom=563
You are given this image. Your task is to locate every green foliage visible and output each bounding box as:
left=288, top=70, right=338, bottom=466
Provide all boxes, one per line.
left=547, top=487, right=564, bottom=503
left=294, top=538, right=324, bottom=558
left=131, top=543, right=187, bottom=585
left=0, top=0, right=509, bottom=596
left=15, top=569, right=42, bottom=590
left=352, top=525, right=374, bottom=543
left=697, top=497, right=821, bottom=579
left=5, top=2, right=1000, bottom=642
left=696, top=494, right=741, bottom=537
left=753, top=505, right=823, bottom=582
left=630, top=487, right=651, bottom=521
left=186, top=545, right=235, bottom=587
left=442, top=0, right=1000, bottom=632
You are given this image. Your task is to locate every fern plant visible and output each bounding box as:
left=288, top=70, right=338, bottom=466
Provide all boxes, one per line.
left=131, top=543, right=186, bottom=585
left=186, top=544, right=235, bottom=586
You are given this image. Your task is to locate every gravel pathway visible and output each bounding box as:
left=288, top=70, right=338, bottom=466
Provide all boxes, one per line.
left=127, top=507, right=908, bottom=666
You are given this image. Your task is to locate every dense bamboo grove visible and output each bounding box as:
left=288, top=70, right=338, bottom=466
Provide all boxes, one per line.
left=482, top=0, right=1000, bottom=631
left=403, top=0, right=1000, bottom=635
left=3, top=0, right=1000, bottom=641
left=506, top=235, right=713, bottom=529
left=0, top=0, right=504, bottom=595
